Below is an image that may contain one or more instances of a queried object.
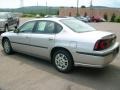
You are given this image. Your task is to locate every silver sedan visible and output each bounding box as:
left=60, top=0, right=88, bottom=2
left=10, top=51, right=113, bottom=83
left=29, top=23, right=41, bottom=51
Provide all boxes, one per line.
left=1, top=18, right=119, bottom=72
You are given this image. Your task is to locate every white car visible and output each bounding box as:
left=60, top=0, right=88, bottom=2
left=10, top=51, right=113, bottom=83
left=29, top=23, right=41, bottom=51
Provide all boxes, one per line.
left=1, top=18, right=119, bottom=72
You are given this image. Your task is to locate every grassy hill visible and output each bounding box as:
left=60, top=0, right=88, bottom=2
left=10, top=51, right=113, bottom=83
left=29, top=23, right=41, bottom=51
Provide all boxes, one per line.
left=0, top=6, right=59, bottom=15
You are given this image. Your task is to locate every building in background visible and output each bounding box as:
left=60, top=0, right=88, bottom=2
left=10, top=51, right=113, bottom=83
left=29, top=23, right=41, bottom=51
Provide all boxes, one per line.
left=59, top=7, right=120, bottom=20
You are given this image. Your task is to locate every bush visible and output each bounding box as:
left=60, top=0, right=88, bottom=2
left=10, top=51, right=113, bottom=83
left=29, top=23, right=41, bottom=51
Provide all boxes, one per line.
left=110, top=13, right=116, bottom=22
left=84, top=12, right=87, bottom=17
left=104, top=13, right=108, bottom=21
left=115, top=16, right=120, bottom=23
left=22, top=14, right=35, bottom=17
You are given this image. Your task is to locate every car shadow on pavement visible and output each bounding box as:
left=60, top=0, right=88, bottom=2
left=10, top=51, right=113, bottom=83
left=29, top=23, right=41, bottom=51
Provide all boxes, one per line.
left=1, top=50, right=120, bottom=90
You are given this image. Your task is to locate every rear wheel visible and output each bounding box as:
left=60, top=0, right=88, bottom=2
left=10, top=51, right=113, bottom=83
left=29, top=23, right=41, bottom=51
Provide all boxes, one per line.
left=3, top=39, right=13, bottom=54
left=52, top=50, right=73, bottom=73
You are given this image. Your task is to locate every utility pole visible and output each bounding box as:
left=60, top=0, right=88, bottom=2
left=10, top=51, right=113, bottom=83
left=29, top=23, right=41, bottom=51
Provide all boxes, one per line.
left=90, top=0, right=93, bottom=17
left=46, top=0, right=48, bottom=15
left=20, top=0, right=23, bottom=8
left=77, top=0, right=79, bottom=16
left=37, top=1, right=38, bottom=7
left=20, top=0, right=24, bottom=13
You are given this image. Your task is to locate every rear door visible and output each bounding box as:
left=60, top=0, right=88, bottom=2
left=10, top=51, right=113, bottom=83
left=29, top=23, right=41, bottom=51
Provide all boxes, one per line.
left=29, top=20, right=56, bottom=59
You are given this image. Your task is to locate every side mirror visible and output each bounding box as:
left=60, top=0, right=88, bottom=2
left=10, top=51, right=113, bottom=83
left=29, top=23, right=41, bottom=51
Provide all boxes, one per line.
left=15, top=26, right=17, bottom=29
left=14, top=28, right=19, bottom=33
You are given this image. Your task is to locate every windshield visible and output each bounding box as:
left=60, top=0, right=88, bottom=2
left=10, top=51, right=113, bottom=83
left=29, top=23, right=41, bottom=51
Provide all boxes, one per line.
left=0, top=13, right=7, bottom=19
left=60, top=19, right=95, bottom=33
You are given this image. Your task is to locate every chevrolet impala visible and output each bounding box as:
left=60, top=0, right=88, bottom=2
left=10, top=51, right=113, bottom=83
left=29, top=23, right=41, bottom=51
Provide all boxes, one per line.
left=1, top=18, right=119, bottom=72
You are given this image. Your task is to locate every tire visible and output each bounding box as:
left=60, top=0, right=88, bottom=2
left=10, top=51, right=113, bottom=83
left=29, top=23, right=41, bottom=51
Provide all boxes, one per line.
left=4, top=25, right=9, bottom=32
left=3, top=39, right=13, bottom=54
left=52, top=50, right=74, bottom=73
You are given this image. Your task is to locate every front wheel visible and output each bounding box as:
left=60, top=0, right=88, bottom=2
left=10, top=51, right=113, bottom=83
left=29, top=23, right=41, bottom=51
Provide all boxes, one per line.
left=3, top=39, right=13, bottom=54
left=52, top=50, right=74, bottom=73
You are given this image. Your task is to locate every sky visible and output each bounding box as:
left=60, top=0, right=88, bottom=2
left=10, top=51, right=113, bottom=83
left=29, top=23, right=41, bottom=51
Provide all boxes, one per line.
left=0, top=0, right=120, bottom=8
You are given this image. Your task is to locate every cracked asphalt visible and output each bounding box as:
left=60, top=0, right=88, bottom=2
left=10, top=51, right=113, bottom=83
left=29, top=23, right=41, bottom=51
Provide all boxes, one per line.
left=0, top=18, right=120, bottom=90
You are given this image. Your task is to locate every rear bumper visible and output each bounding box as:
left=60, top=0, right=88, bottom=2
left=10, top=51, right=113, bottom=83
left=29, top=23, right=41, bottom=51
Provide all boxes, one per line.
left=74, top=42, right=119, bottom=68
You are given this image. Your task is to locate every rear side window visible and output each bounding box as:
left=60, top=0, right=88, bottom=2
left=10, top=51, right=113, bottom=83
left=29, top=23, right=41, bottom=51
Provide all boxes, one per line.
left=37, top=21, right=47, bottom=32
left=45, top=22, right=55, bottom=33
left=35, top=21, right=55, bottom=34
left=55, top=23, right=63, bottom=33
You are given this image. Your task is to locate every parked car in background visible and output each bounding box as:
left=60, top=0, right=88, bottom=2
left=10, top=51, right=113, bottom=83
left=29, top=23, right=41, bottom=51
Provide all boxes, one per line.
left=91, top=16, right=106, bottom=22
left=44, top=15, right=57, bottom=18
left=100, top=17, right=106, bottom=22
left=1, top=18, right=119, bottom=72
left=35, top=14, right=40, bottom=18
left=75, top=16, right=90, bottom=22
left=0, top=12, right=19, bottom=32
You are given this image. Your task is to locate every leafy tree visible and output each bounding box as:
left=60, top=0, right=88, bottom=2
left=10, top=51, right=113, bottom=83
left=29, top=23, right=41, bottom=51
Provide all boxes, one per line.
left=84, top=12, right=87, bottom=17
left=76, top=13, right=80, bottom=16
left=81, top=5, right=86, bottom=8
left=69, top=12, right=71, bottom=16
left=104, top=13, right=108, bottom=21
left=110, top=13, right=116, bottom=22
left=115, top=16, right=120, bottom=23
left=57, top=11, right=59, bottom=15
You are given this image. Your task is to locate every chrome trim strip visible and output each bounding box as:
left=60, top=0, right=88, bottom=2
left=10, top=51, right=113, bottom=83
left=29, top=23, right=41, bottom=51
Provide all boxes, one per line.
left=11, top=42, right=48, bottom=49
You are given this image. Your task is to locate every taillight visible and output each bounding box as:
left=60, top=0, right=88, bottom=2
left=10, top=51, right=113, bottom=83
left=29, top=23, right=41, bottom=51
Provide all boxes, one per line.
left=94, top=34, right=116, bottom=51
left=94, top=39, right=109, bottom=50
left=94, top=37, right=116, bottom=51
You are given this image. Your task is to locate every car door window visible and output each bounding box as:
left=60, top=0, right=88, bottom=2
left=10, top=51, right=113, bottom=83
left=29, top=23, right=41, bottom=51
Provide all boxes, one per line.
left=35, top=21, right=55, bottom=34
left=19, top=21, right=36, bottom=33
left=45, top=22, right=55, bottom=33
left=36, top=21, right=47, bottom=33
left=55, top=23, right=63, bottom=33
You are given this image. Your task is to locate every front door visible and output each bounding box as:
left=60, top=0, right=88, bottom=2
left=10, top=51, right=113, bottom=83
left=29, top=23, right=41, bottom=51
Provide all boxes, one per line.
left=10, top=21, right=36, bottom=53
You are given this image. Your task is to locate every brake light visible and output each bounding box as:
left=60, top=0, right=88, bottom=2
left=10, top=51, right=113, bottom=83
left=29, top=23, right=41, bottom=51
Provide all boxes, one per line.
left=94, top=39, right=112, bottom=51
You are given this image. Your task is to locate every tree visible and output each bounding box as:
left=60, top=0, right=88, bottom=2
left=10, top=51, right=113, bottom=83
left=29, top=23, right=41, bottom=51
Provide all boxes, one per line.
left=57, top=11, right=59, bottom=15
left=84, top=12, right=87, bottom=17
left=69, top=12, right=71, bottom=16
left=81, top=5, right=86, bottom=8
left=104, top=13, right=108, bottom=21
left=110, top=13, right=116, bottom=22
left=115, top=16, right=120, bottom=23
left=76, top=13, right=80, bottom=16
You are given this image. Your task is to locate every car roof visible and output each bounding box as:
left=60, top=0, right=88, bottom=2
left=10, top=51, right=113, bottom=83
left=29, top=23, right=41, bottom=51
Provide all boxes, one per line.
left=27, top=17, right=75, bottom=22
left=28, top=18, right=66, bottom=21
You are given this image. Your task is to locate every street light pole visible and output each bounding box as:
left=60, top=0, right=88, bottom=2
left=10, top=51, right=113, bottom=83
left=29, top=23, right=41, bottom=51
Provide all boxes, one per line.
left=90, top=0, right=93, bottom=17
left=37, top=1, right=38, bottom=7
left=77, top=0, right=79, bottom=16
left=46, top=0, right=47, bottom=15
left=20, top=0, right=23, bottom=8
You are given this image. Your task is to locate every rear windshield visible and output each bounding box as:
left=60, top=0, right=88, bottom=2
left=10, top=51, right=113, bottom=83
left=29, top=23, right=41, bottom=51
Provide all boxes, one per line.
left=60, top=19, right=95, bottom=33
